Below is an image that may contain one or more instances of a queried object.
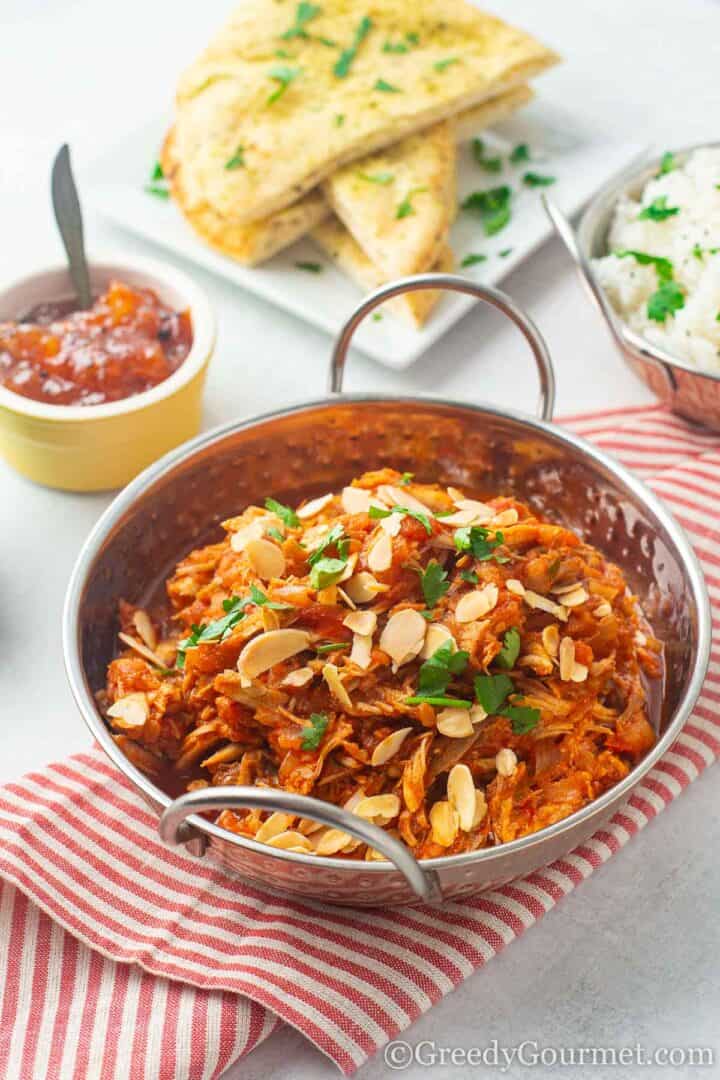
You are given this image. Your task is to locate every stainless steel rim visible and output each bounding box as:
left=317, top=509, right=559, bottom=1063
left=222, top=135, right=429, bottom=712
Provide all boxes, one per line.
left=62, top=394, right=712, bottom=884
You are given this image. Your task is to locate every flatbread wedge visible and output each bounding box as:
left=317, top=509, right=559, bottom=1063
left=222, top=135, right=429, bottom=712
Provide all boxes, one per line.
left=172, top=0, right=559, bottom=224
left=312, top=216, right=454, bottom=327
left=323, top=84, right=534, bottom=279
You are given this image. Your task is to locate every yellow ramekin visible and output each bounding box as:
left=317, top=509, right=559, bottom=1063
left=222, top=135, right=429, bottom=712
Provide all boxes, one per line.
left=0, top=255, right=216, bottom=491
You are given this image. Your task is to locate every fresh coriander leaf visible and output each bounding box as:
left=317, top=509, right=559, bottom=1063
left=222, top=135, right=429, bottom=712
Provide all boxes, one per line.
left=316, top=641, right=350, bottom=653
left=415, top=642, right=469, bottom=698
left=716, top=312, right=720, bottom=323
left=405, top=695, right=472, bottom=708
left=249, top=584, right=292, bottom=611
left=474, top=673, right=513, bottom=714
left=419, top=560, right=450, bottom=608
left=693, top=243, right=704, bottom=260
left=372, top=312, right=383, bottom=322
left=614, top=250, right=674, bottom=281
left=374, top=78, right=401, bottom=92
left=301, top=711, right=328, bottom=750
left=275, top=48, right=294, bottom=58
left=503, top=705, right=540, bottom=734
left=281, top=1, right=321, bottom=39
left=461, top=253, right=487, bottom=268
left=224, top=145, right=245, bottom=170
left=523, top=171, right=556, bottom=188
left=658, top=151, right=676, bottom=175
left=267, top=526, right=284, bottom=543
left=399, top=471, right=413, bottom=485
left=434, top=57, right=459, bottom=72
left=405, top=31, right=420, bottom=44
left=638, top=195, right=680, bottom=221
left=307, top=523, right=345, bottom=566
left=499, top=248, right=513, bottom=257
left=396, top=186, right=427, bottom=219
left=176, top=596, right=250, bottom=667
left=337, top=537, right=350, bottom=560
left=265, top=497, right=300, bottom=527
left=495, top=627, right=521, bottom=669
left=314, top=35, right=336, bottom=46
left=454, top=525, right=507, bottom=562
left=647, top=280, right=685, bottom=322
left=144, top=183, right=170, bottom=199
left=357, top=171, right=394, bottom=185
left=472, top=138, right=502, bottom=173
left=267, top=64, right=300, bottom=104
left=383, top=41, right=409, bottom=53
left=334, top=15, right=372, bottom=78
left=460, top=569, right=479, bottom=584
left=151, top=161, right=164, bottom=181
left=309, top=556, right=347, bottom=590
left=295, top=261, right=323, bottom=272
left=461, top=184, right=512, bottom=236
left=509, top=143, right=530, bottom=163
left=368, top=504, right=432, bottom=534
left=334, top=113, right=345, bottom=126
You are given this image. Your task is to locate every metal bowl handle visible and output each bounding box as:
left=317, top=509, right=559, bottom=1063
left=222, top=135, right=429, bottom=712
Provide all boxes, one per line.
left=159, top=786, right=443, bottom=903
left=328, top=271, right=556, bottom=421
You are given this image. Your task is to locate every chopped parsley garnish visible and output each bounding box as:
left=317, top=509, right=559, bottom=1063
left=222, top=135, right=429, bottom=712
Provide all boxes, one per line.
left=357, top=171, right=394, bottom=185
left=658, top=151, right=676, bottom=175
left=693, top=243, right=705, bottom=260
left=374, top=78, right=401, bottom=93
left=275, top=48, right=294, bottom=58
left=310, top=557, right=347, bottom=590
left=368, top=504, right=432, bottom=534
left=614, top=250, right=674, bottom=281
left=399, top=471, right=413, bottom=485
left=307, top=523, right=345, bottom=565
left=647, top=280, right=685, bottom=323
left=316, top=641, right=350, bottom=653
left=434, top=58, right=459, bottom=72
left=407, top=641, right=469, bottom=702
left=144, top=183, right=170, bottom=199
left=461, top=253, right=487, bottom=268
left=267, top=526, right=284, bottom=543
left=151, top=161, right=164, bottom=181
left=474, top=673, right=540, bottom=733
left=460, top=569, right=479, bottom=584
left=406, top=31, right=420, bottom=44
left=638, top=196, right=680, bottom=222
left=267, top=65, right=300, bottom=104
left=296, top=261, right=323, bottom=272
left=716, top=312, right=720, bottom=323
left=509, top=143, right=530, bottom=164
left=495, top=627, right=521, bottom=669
left=281, top=2, right=322, bottom=39
left=499, top=248, right=513, bottom=257
left=396, top=186, right=427, bottom=219
left=301, top=712, right=328, bottom=750
left=248, top=584, right=292, bottom=611
left=334, top=113, right=345, bottom=127
left=334, top=15, right=372, bottom=78
left=454, top=525, right=508, bottom=563
left=522, top=171, right=556, bottom=188
left=383, top=41, right=409, bottom=53
left=176, top=595, right=250, bottom=668
left=461, top=185, right=512, bottom=235
left=224, top=146, right=245, bottom=170
left=419, top=560, right=450, bottom=608
left=372, top=312, right=383, bottom=322
left=265, top=497, right=300, bottom=527
left=472, top=138, right=502, bottom=173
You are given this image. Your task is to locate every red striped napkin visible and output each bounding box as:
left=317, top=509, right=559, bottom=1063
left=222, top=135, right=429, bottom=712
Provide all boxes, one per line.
left=1, top=405, right=718, bottom=1079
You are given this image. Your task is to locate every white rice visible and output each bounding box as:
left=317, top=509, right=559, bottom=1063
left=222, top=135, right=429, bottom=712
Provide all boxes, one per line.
left=592, top=147, right=720, bottom=371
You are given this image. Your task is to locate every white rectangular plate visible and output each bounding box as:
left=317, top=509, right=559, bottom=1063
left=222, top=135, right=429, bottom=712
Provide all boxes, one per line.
left=85, top=100, right=646, bottom=369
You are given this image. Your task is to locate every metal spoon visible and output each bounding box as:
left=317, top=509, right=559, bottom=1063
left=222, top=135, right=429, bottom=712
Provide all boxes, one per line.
left=51, top=144, right=92, bottom=310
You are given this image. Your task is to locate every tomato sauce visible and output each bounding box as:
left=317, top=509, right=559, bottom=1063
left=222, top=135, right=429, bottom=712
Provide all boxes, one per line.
left=0, top=280, right=193, bottom=406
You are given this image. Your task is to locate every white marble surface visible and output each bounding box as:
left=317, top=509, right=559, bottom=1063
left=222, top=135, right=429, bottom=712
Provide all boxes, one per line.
left=1, top=0, right=719, bottom=1076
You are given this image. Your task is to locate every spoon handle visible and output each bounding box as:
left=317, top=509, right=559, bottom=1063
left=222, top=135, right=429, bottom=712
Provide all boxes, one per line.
left=51, top=144, right=92, bottom=310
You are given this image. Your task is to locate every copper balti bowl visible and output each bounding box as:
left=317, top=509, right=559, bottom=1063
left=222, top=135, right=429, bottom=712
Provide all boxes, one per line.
left=547, top=145, right=720, bottom=431
left=63, top=275, right=710, bottom=907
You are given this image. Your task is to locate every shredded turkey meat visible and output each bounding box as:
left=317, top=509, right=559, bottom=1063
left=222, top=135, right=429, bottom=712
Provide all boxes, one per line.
left=101, top=468, right=662, bottom=860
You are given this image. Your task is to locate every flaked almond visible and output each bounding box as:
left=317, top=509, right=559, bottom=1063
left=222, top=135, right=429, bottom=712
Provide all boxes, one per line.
left=281, top=666, right=314, bottom=689
left=337, top=586, right=357, bottom=610
left=542, top=624, right=560, bottom=657
left=337, top=553, right=358, bottom=584
left=371, top=726, right=413, bottom=766
left=519, top=652, right=554, bottom=676
left=349, top=633, right=373, bottom=670
left=523, top=590, right=569, bottom=622
left=230, top=519, right=267, bottom=552
left=559, top=586, right=588, bottom=608
left=238, top=628, right=310, bottom=678
left=255, top=812, right=296, bottom=843
left=322, top=662, right=353, bottom=709
left=343, top=610, right=377, bottom=636
left=437, top=707, right=474, bottom=738
left=470, top=704, right=488, bottom=725
left=455, top=583, right=499, bottom=624
left=343, top=790, right=366, bottom=813
left=559, top=636, right=575, bottom=681
left=201, top=743, right=245, bottom=769
left=635, top=630, right=648, bottom=647
left=344, top=571, right=388, bottom=604
left=437, top=507, right=488, bottom=527
left=266, top=830, right=313, bottom=851
left=429, top=800, right=459, bottom=846
left=368, top=531, right=393, bottom=573
left=379, top=609, right=427, bottom=668
left=296, top=493, right=333, bottom=519
left=419, top=622, right=455, bottom=659
left=379, top=513, right=402, bottom=537
left=595, top=600, right=613, bottom=618
left=261, top=607, right=280, bottom=631
left=377, top=485, right=430, bottom=514
left=571, top=662, right=589, bottom=683
left=341, top=486, right=387, bottom=514
left=118, top=632, right=166, bottom=669
left=245, top=537, right=286, bottom=580
left=314, top=828, right=355, bottom=855
left=472, top=788, right=488, bottom=828
left=447, top=763, right=476, bottom=831
left=491, top=508, right=519, bottom=527
left=452, top=497, right=494, bottom=521
left=365, top=846, right=389, bottom=861
left=297, top=817, right=325, bottom=836
left=107, top=692, right=148, bottom=730
left=355, top=793, right=400, bottom=823
left=495, top=747, right=518, bottom=777
left=506, top=578, right=526, bottom=597
left=132, top=610, right=157, bottom=651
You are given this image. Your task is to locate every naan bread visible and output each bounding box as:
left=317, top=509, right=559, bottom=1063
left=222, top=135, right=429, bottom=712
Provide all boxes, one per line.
left=312, top=216, right=454, bottom=327
left=173, top=1, right=558, bottom=224
left=164, top=84, right=533, bottom=268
